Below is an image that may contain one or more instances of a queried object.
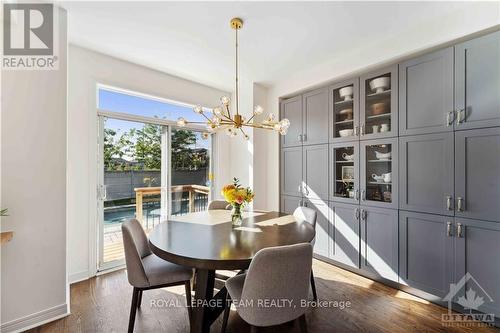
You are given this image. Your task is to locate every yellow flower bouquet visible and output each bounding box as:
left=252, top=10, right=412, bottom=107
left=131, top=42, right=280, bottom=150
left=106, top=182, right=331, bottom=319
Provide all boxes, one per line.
left=221, top=178, right=254, bottom=226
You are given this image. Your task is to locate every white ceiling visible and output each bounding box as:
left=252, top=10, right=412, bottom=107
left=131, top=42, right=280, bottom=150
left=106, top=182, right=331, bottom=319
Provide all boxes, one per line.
left=62, top=1, right=500, bottom=92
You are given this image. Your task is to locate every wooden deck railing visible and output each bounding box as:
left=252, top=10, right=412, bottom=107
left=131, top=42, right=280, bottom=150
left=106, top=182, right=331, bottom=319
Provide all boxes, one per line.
left=134, top=185, right=210, bottom=222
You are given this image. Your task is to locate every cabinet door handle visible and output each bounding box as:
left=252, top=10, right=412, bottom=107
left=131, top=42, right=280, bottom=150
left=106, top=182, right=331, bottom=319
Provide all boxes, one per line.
left=457, top=223, right=463, bottom=238
left=456, top=109, right=465, bottom=125
left=457, top=197, right=464, bottom=212
left=299, top=200, right=303, bottom=207
left=297, top=185, right=302, bottom=194
left=354, top=126, right=359, bottom=137
left=354, top=189, right=359, bottom=201
left=355, top=208, right=360, bottom=220
left=361, top=190, right=366, bottom=201
left=304, top=201, right=308, bottom=207
left=298, top=134, right=303, bottom=142
left=303, top=134, right=307, bottom=142
left=446, top=195, right=453, bottom=211
left=361, top=209, right=367, bottom=221
left=360, top=124, right=365, bottom=136
left=446, top=221, right=453, bottom=237
left=446, top=111, right=455, bottom=126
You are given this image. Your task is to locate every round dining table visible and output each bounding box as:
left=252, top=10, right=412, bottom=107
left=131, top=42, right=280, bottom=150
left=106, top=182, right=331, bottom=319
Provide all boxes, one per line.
left=148, top=209, right=315, bottom=333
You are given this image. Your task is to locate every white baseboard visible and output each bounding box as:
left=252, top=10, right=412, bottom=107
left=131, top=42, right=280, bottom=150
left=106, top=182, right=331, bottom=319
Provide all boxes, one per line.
left=0, top=303, right=68, bottom=333
left=69, top=270, right=90, bottom=284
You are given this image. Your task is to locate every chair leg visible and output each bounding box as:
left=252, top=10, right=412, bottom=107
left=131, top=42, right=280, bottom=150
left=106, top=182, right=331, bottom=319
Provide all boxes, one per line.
left=137, top=290, right=143, bottom=309
left=128, top=288, right=140, bottom=333
left=297, top=314, right=308, bottom=333
left=185, top=280, right=192, bottom=325
left=221, top=294, right=231, bottom=333
left=310, top=271, right=318, bottom=301
left=250, top=325, right=258, bottom=333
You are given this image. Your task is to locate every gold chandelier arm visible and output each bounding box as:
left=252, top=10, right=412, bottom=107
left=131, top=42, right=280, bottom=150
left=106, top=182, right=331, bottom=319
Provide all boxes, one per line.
left=200, top=112, right=213, bottom=122
left=225, top=104, right=232, bottom=119
left=243, top=123, right=274, bottom=129
left=245, top=114, right=256, bottom=124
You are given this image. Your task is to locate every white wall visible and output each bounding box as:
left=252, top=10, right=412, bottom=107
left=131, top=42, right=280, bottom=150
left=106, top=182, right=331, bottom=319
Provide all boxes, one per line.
left=1, top=8, right=68, bottom=332
left=67, top=45, right=231, bottom=282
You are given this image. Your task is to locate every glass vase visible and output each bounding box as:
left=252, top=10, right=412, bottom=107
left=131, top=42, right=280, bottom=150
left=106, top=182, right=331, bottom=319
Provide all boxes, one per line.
left=231, top=204, right=243, bottom=227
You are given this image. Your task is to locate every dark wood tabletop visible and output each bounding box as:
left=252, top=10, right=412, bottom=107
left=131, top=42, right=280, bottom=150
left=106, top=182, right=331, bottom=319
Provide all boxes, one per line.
left=149, top=210, right=315, bottom=270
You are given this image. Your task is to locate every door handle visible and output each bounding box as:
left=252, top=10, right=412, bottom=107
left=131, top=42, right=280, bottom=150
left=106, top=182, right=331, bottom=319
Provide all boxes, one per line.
left=361, top=209, right=367, bottom=221
left=299, top=200, right=303, bottom=207
left=446, top=111, right=455, bottom=126
left=354, top=189, right=359, bottom=201
left=354, top=126, right=359, bottom=137
left=303, top=134, right=307, bottom=142
left=360, top=124, right=365, bottom=136
left=298, top=185, right=302, bottom=194
left=457, top=223, right=463, bottom=238
left=456, top=109, right=465, bottom=125
left=446, top=221, right=453, bottom=237
left=361, top=190, right=366, bottom=201
left=457, top=197, right=464, bottom=212
left=98, top=184, right=107, bottom=200
left=446, top=195, right=453, bottom=211
left=355, top=208, right=360, bottom=220
left=298, top=134, right=303, bottom=143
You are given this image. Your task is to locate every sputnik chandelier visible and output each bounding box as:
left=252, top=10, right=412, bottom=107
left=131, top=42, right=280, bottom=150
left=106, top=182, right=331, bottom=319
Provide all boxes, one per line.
left=176, top=18, right=290, bottom=139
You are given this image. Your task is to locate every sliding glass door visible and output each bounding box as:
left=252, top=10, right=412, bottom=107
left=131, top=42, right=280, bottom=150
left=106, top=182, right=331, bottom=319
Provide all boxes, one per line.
left=98, top=116, right=168, bottom=269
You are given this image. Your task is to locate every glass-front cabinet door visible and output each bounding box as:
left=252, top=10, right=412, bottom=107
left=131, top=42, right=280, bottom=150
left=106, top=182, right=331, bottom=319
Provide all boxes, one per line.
left=360, top=66, right=398, bottom=140
left=360, top=138, right=398, bottom=209
left=330, top=142, right=359, bottom=204
left=329, top=79, right=359, bottom=143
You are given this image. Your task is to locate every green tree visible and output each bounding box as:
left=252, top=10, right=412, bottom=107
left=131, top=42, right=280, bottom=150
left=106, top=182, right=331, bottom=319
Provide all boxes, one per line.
left=171, top=129, right=197, bottom=170
left=134, top=124, right=162, bottom=170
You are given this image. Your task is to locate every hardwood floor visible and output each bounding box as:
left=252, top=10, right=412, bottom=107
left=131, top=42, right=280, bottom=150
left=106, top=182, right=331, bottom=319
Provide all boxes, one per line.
left=28, top=259, right=499, bottom=333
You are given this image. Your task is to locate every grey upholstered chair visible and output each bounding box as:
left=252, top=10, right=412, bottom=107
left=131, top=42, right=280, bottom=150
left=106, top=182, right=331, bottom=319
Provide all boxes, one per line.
left=221, top=243, right=313, bottom=333
left=293, top=206, right=318, bottom=301
left=122, top=219, right=193, bottom=333
left=207, top=200, right=231, bottom=210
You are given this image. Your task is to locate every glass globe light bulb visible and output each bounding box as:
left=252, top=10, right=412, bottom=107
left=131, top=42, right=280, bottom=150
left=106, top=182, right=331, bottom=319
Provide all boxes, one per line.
left=267, top=113, right=276, bottom=122
left=254, top=105, right=264, bottom=115
left=177, top=117, right=187, bottom=127
left=279, top=127, right=288, bottom=135
left=193, top=105, right=203, bottom=114
left=211, top=116, right=221, bottom=126
left=280, top=118, right=290, bottom=128
left=213, top=107, right=222, bottom=116
left=221, top=96, right=230, bottom=105
left=273, top=123, right=282, bottom=131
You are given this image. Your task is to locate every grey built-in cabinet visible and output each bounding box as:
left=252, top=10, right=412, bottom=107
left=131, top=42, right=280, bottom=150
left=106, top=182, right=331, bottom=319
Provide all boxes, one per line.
left=329, top=202, right=360, bottom=269
left=399, top=48, right=454, bottom=136
left=455, top=31, right=500, bottom=130
left=280, top=30, right=500, bottom=320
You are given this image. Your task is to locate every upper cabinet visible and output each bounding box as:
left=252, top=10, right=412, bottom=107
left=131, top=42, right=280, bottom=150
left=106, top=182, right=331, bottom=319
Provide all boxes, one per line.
left=329, top=79, right=360, bottom=143
left=455, top=127, right=500, bottom=223
left=280, top=95, right=303, bottom=148
left=360, top=65, right=398, bottom=140
left=303, top=88, right=329, bottom=145
left=399, top=48, right=454, bottom=136
left=455, top=31, right=500, bottom=130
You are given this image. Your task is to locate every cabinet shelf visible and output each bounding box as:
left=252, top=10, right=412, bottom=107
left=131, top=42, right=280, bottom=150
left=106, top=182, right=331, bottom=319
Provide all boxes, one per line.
left=335, top=160, right=354, bottom=164
left=335, top=179, right=354, bottom=183
left=335, top=119, right=354, bottom=124
left=366, top=113, right=391, bottom=120
left=366, top=90, right=391, bottom=98
left=368, top=159, right=391, bottom=163
left=367, top=182, right=392, bottom=185
left=334, top=99, right=353, bottom=106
